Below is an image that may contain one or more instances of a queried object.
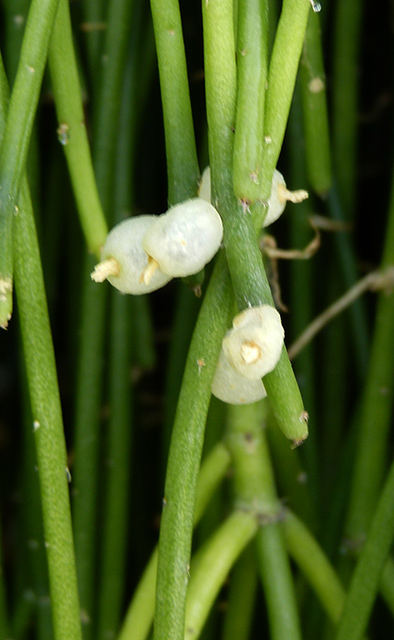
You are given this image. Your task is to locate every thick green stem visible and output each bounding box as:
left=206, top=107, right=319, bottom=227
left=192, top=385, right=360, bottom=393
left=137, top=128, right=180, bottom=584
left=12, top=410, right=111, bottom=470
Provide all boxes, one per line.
left=0, top=0, right=61, bottom=326
left=48, top=0, right=108, bottom=256
left=232, top=0, right=269, bottom=203
left=150, top=0, right=200, bottom=203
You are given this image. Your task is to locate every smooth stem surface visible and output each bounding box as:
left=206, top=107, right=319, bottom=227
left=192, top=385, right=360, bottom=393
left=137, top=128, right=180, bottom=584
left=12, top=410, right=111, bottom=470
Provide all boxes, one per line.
left=233, top=0, right=268, bottom=203
left=153, top=254, right=233, bottom=640
left=331, top=0, right=363, bottom=217
left=119, top=441, right=231, bottom=640
left=48, top=0, right=108, bottom=256
left=184, top=511, right=258, bottom=640
left=0, top=0, right=60, bottom=325
left=260, top=0, right=310, bottom=199
left=72, top=258, right=107, bottom=640
left=96, top=293, right=133, bottom=640
left=202, top=0, right=308, bottom=444
left=93, top=0, right=135, bottom=217
left=336, top=459, right=394, bottom=640
left=345, top=157, right=394, bottom=544
left=222, top=544, right=257, bottom=640
left=150, top=0, right=200, bottom=204
left=299, top=11, right=331, bottom=195
left=283, top=510, right=345, bottom=623
left=226, top=402, right=302, bottom=640
left=256, top=522, right=302, bottom=640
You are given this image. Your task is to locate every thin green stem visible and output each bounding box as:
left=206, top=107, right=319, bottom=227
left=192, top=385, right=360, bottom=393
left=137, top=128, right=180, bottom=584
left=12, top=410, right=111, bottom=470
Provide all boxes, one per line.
left=119, top=442, right=232, bottom=640
left=48, top=0, right=108, bottom=257
left=283, top=510, right=345, bottom=624
left=93, top=0, right=135, bottom=217
left=150, top=0, right=200, bottom=204
left=256, top=522, right=302, bottom=640
left=260, top=0, right=311, bottom=199
left=331, top=0, right=363, bottom=217
left=222, top=543, right=258, bottom=640
left=299, top=11, right=331, bottom=196
left=13, top=123, right=82, bottom=640
left=71, top=259, right=107, bottom=639
left=345, top=160, right=394, bottom=545
left=153, top=254, right=233, bottom=640
left=0, top=49, right=81, bottom=640
left=184, top=511, right=258, bottom=640
left=0, top=0, right=61, bottom=326
left=336, top=459, right=394, bottom=640
left=96, top=294, right=133, bottom=640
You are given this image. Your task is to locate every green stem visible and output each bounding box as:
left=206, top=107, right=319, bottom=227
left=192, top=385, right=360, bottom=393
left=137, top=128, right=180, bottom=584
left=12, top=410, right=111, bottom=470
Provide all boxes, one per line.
left=336, top=459, right=394, bottom=640
left=150, top=0, right=200, bottom=203
left=0, top=0, right=61, bottom=326
left=225, top=402, right=302, bottom=640
left=48, top=0, right=108, bottom=257
left=71, top=260, right=107, bottom=638
left=222, top=543, right=258, bottom=640
left=119, top=442, right=232, bottom=640
left=232, top=0, right=269, bottom=203
left=345, top=160, right=394, bottom=545
left=202, top=0, right=308, bottom=444
left=0, top=49, right=81, bottom=640
left=93, top=0, right=135, bottom=217
left=331, top=0, right=363, bottom=217
left=286, top=87, right=319, bottom=520
left=299, top=11, right=331, bottom=196
left=283, top=510, right=345, bottom=624
left=153, top=254, right=233, bottom=640
left=256, top=522, right=302, bottom=640
left=96, top=293, right=133, bottom=640
left=260, top=0, right=311, bottom=199
left=184, top=511, right=258, bottom=640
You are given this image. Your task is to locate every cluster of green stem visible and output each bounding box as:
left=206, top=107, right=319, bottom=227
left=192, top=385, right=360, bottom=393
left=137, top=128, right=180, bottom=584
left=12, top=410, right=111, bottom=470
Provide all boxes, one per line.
left=2, top=1, right=394, bottom=640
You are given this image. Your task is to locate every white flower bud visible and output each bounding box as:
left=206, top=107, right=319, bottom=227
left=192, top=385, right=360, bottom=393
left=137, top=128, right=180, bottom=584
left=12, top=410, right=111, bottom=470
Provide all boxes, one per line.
left=211, top=348, right=267, bottom=405
left=142, top=198, right=223, bottom=278
left=264, top=170, right=309, bottom=227
left=198, top=167, right=211, bottom=203
left=91, top=216, right=172, bottom=294
left=222, top=305, right=284, bottom=380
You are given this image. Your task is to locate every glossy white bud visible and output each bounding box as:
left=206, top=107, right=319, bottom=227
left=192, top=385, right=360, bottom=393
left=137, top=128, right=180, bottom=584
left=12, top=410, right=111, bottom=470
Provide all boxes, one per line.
left=264, top=169, right=309, bottom=227
left=91, top=216, right=172, bottom=294
left=142, top=198, right=223, bottom=277
left=211, top=348, right=267, bottom=405
left=222, top=305, right=284, bottom=380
